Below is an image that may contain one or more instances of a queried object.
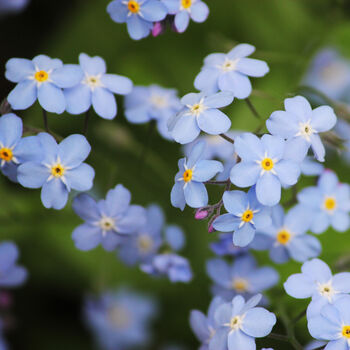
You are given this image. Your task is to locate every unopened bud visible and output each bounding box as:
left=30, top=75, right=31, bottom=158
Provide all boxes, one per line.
left=195, top=208, right=209, bottom=220
left=208, top=223, right=216, bottom=233
left=152, top=22, right=164, bottom=37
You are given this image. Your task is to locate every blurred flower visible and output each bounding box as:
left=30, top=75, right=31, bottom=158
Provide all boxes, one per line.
left=213, top=187, right=271, bottom=247
left=85, top=288, right=157, bottom=350
left=17, top=133, right=94, bottom=210
left=168, top=91, right=233, bottom=144
left=230, top=133, right=301, bottom=206
left=297, top=170, right=350, bottom=234
left=161, top=0, right=209, bottom=33
left=6, top=55, right=83, bottom=114
left=334, top=119, right=350, bottom=164
left=72, top=184, right=146, bottom=251
left=165, top=225, right=185, bottom=251
left=107, top=0, right=167, bottom=40
left=210, top=233, right=250, bottom=256
left=0, top=113, right=41, bottom=182
left=64, top=53, right=133, bottom=120
left=212, top=294, right=276, bottom=350
left=194, top=43, right=269, bottom=99
left=124, top=84, right=181, bottom=140
left=0, top=241, right=27, bottom=288
left=206, top=254, right=279, bottom=301
left=267, top=95, right=337, bottom=162
left=300, top=156, right=324, bottom=176
left=0, top=0, right=29, bottom=16
left=171, top=140, right=223, bottom=210
left=284, top=258, right=350, bottom=318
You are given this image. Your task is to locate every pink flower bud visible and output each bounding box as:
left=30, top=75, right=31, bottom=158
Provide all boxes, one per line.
left=195, top=208, right=209, bottom=220
left=152, top=22, right=164, bottom=37
left=208, top=223, right=216, bottom=233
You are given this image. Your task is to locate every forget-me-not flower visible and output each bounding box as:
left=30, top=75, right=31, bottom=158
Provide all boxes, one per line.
left=107, top=0, right=167, bottom=40
left=194, top=44, right=269, bottom=99
left=171, top=140, right=223, bottom=210
left=168, top=91, right=233, bottom=144
left=297, top=170, right=350, bottom=234
left=266, top=95, right=337, bottom=162
left=6, top=55, right=83, bottom=114
left=0, top=113, right=42, bottom=182
left=161, top=0, right=209, bottom=33
left=230, top=133, right=301, bottom=206
left=64, top=53, right=133, bottom=120
left=213, top=187, right=272, bottom=247
left=284, top=258, right=350, bottom=318
left=207, top=254, right=279, bottom=301
left=72, top=184, right=146, bottom=251
left=211, top=294, right=276, bottom=350
left=17, top=133, right=94, bottom=210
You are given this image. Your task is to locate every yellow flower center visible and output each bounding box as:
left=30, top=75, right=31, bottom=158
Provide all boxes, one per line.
left=261, top=158, right=274, bottom=171
left=230, top=316, right=242, bottom=331
left=183, top=169, right=193, bottom=183
left=324, top=197, right=337, bottom=211
left=342, top=325, right=350, bottom=339
left=138, top=235, right=153, bottom=253
left=99, top=217, right=115, bottom=232
left=0, top=148, right=13, bottom=162
left=182, top=0, right=192, bottom=8
left=109, top=306, right=131, bottom=329
left=128, top=0, right=140, bottom=13
left=51, top=164, right=65, bottom=178
left=277, top=229, right=291, bottom=245
left=232, top=278, right=249, bottom=292
left=34, top=70, right=49, bottom=82
left=242, top=209, right=254, bottom=223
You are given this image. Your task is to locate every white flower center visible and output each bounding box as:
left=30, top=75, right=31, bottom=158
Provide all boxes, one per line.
left=83, top=74, right=103, bottom=90
left=137, top=235, right=153, bottom=253
left=318, top=281, right=336, bottom=301
left=219, top=58, right=239, bottom=72
left=229, top=315, right=243, bottom=331
left=187, top=98, right=207, bottom=117
left=296, top=121, right=314, bottom=141
left=99, top=216, right=116, bottom=233
left=149, top=94, right=169, bottom=109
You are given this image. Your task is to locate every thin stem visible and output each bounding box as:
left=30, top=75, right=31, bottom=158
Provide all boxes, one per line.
left=204, top=180, right=229, bottom=185
left=245, top=98, right=262, bottom=120
left=219, top=133, right=234, bottom=144
left=138, top=120, right=156, bottom=173
left=267, top=333, right=290, bottom=342
left=291, top=309, right=306, bottom=324
left=42, top=109, right=49, bottom=132
left=83, top=110, right=90, bottom=136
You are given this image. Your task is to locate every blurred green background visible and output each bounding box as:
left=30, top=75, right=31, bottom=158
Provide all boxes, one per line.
left=1, top=0, right=350, bottom=349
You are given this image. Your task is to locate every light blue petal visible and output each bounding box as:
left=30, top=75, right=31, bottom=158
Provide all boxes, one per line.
left=223, top=190, right=248, bottom=215
left=92, top=87, right=117, bottom=119
left=266, top=111, right=299, bottom=138
left=72, top=193, right=99, bottom=222
left=284, top=273, right=314, bottom=298
left=249, top=267, right=279, bottom=292
left=300, top=157, right=324, bottom=176
left=127, top=15, right=151, bottom=40
left=115, top=205, right=146, bottom=234
left=58, top=134, right=91, bottom=168
left=0, top=242, right=18, bottom=272
left=230, top=162, right=260, bottom=187
left=174, top=11, right=190, bottom=33
left=37, top=132, right=58, bottom=164
left=285, top=205, right=313, bottom=234
left=184, top=181, right=208, bottom=208
left=269, top=245, right=289, bottom=264
left=228, top=44, right=255, bottom=59
left=213, top=213, right=240, bottom=232
left=284, top=96, right=312, bottom=121
left=141, top=0, right=167, bottom=21
left=288, top=235, right=321, bottom=262
left=190, top=310, right=210, bottom=342
left=14, top=135, right=42, bottom=163
left=332, top=273, right=350, bottom=293
left=204, top=91, right=234, bottom=108
left=297, top=187, right=323, bottom=208
left=7, top=80, right=37, bottom=110
left=318, top=171, right=338, bottom=193
left=0, top=113, right=22, bottom=147
left=64, top=84, right=91, bottom=115
left=256, top=173, right=281, bottom=206
left=38, top=83, right=65, bottom=114
left=193, top=160, right=223, bottom=182
left=334, top=297, right=350, bottom=324
left=161, top=0, right=179, bottom=13
left=190, top=1, right=209, bottom=22
left=17, top=162, right=48, bottom=188
left=187, top=140, right=205, bottom=168
left=275, top=160, right=300, bottom=186
left=100, top=74, right=133, bottom=95
left=253, top=209, right=272, bottom=229
left=41, top=178, right=68, bottom=210
left=233, top=223, right=255, bottom=247
left=308, top=316, right=341, bottom=341
left=165, top=225, right=184, bottom=251
left=331, top=211, right=350, bottom=232
left=307, top=296, right=330, bottom=319
left=206, top=259, right=231, bottom=287
left=209, top=328, right=229, bottom=350
left=79, top=53, right=106, bottom=75
left=197, top=109, right=231, bottom=135
left=181, top=92, right=202, bottom=105
left=33, top=55, right=62, bottom=71
left=311, top=211, right=330, bottom=234
left=101, top=232, right=121, bottom=251
left=107, top=0, right=128, bottom=23
left=310, top=134, right=326, bottom=162
left=51, top=64, right=83, bottom=88
left=218, top=71, right=252, bottom=99
left=236, top=58, right=269, bottom=77
left=194, top=68, right=220, bottom=94
left=301, top=258, right=332, bottom=283
left=227, top=330, right=255, bottom=350
left=283, top=137, right=310, bottom=162
left=171, top=182, right=186, bottom=211
left=171, top=114, right=200, bottom=144
left=311, top=106, right=337, bottom=132
left=234, top=133, right=263, bottom=161
left=261, top=134, right=285, bottom=160
left=324, top=339, right=348, bottom=350
left=242, top=308, right=276, bottom=337
left=0, top=266, right=27, bottom=287
left=214, top=303, right=232, bottom=326
left=5, top=58, right=34, bottom=82
left=105, top=184, right=131, bottom=217
left=66, top=163, right=94, bottom=192
left=72, top=224, right=101, bottom=251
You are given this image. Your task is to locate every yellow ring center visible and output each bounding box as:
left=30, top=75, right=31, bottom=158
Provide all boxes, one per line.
left=261, top=157, right=274, bottom=171
left=128, top=0, right=140, bottom=13
left=0, top=148, right=13, bottom=162
left=277, top=229, right=291, bottom=245
left=242, top=209, right=254, bottom=223
left=183, top=169, right=193, bottom=183
left=35, top=70, right=49, bottom=82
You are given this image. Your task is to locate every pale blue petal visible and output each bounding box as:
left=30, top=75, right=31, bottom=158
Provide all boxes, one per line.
left=190, top=310, right=210, bottom=342
left=256, top=173, right=281, bottom=206
left=324, top=339, right=348, bottom=350
left=301, top=258, right=332, bottom=283
left=58, top=134, right=91, bottom=168
left=223, top=190, right=248, bottom=215
left=33, top=55, right=62, bottom=71
left=308, top=316, right=341, bottom=341
left=101, top=232, right=121, bottom=251
left=141, top=0, right=167, bottom=21
left=269, top=245, right=289, bottom=264
left=261, top=134, right=285, bottom=160
left=0, top=113, right=22, bottom=147
left=5, top=58, right=34, bottom=82
left=72, top=224, right=101, bottom=251
left=79, top=53, right=106, bottom=75
left=105, top=184, right=131, bottom=217
left=218, top=71, right=252, bottom=99
left=285, top=205, right=313, bottom=234
left=311, top=211, right=330, bottom=234
left=249, top=267, right=279, bottom=292
left=228, top=44, right=255, bottom=59
left=171, top=182, right=186, bottom=211
left=335, top=297, right=350, bottom=323
left=332, top=273, right=350, bottom=293
left=284, top=273, right=314, bottom=298
left=253, top=210, right=272, bottom=229
left=204, top=91, right=234, bottom=108
left=311, top=106, right=337, bottom=132
left=72, top=194, right=99, bottom=222
left=14, top=135, right=43, bottom=163
left=17, top=162, right=48, bottom=188
left=194, top=68, right=220, bottom=94
left=274, top=160, right=300, bottom=186
left=233, top=223, right=255, bottom=247
left=318, top=171, right=339, bottom=193
left=127, top=15, right=151, bottom=40
left=266, top=111, right=299, bottom=138
left=213, top=213, right=240, bottom=232
left=310, top=134, right=326, bottom=162
left=227, top=330, right=255, bottom=350
left=64, top=84, right=91, bottom=115
left=0, top=242, right=18, bottom=271
left=284, top=96, right=312, bottom=121
left=51, top=64, right=83, bottom=88
left=184, top=181, right=208, bottom=208
left=116, top=205, right=146, bottom=234
left=66, top=164, right=94, bottom=191
left=283, top=137, right=310, bottom=162
left=234, top=133, right=263, bottom=162
left=197, top=109, right=231, bottom=135
left=107, top=0, right=128, bottom=23
left=297, top=187, right=323, bottom=208
left=288, top=235, right=321, bottom=262
left=7, top=80, right=37, bottom=110
left=193, top=160, right=223, bottom=182
left=37, top=132, right=58, bottom=164
left=181, top=92, right=202, bottom=105
left=174, top=11, right=190, bottom=33
left=171, top=114, right=200, bottom=144
left=242, top=308, right=276, bottom=337
left=100, top=74, right=133, bottom=95
left=38, top=83, right=65, bottom=114
left=41, top=178, right=68, bottom=209
left=92, top=87, right=117, bottom=119
left=209, top=328, right=228, bottom=350
left=190, top=2, right=209, bottom=22
left=206, top=259, right=231, bottom=287
left=214, top=303, right=232, bottom=325
left=161, top=0, right=179, bottom=13
left=187, top=140, right=205, bottom=168
left=331, top=211, right=350, bottom=232
left=230, top=162, right=260, bottom=187
left=236, top=58, right=269, bottom=77
left=165, top=225, right=184, bottom=251
left=271, top=204, right=284, bottom=228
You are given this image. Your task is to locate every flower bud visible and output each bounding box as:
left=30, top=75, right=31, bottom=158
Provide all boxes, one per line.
left=152, top=22, right=164, bottom=37
left=195, top=208, right=209, bottom=220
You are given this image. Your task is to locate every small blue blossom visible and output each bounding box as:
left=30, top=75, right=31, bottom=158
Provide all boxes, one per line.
left=125, top=84, right=181, bottom=140
left=64, top=53, right=133, bottom=120
left=0, top=113, right=41, bottom=182
left=107, top=0, right=167, bottom=40
left=0, top=0, right=29, bottom=15
left=17, top=133, right=94, bottom=210
left=297, top=170, right=350, bottom=234
left=284, top=258, right=350, bottom=318
left=141, top=253, right=192, bottom=283
left=0, top=241, right=27, bottom=288
left=6, top=55, right=83, bottom=114
left=168, top=91, right=233, bottom=144
left=194, top=44, right=269, bottom=99
left=230, top=133, right=301, bottom=206
left=254, top=205, right=321, bottom=264
left=165, top=225, right=185, bottom=251
left=211, top=294, right=276, bottom=350
left=190, top=296, right=225, bottom=350
left=308, top=296, right=350, bottom=350
left=85, top=288, right=157, bottom=350
left=161, top=0, right=209, bottom=33
left=206, top=254, right=279, bottom=301
left=266, top=95, right=337, bottom=162
left=171, top=140, right=223, bottom=210
left=213, top=187, right=272, bottom=247
left=72, top=184, right=146, bottom=251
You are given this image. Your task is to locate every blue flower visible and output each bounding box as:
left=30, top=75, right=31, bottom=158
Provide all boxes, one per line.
left=210, top=233, right=250, bottom=257
left=206, top=255, right=279, bottom=301
left=125, top=84, right=181, bottom=140
left=161, top=0, right=209, bottom=33
left=254, top=205, right=321, bottom=264
left=284, top=258, right=350, bottom=318
left=211, top=294, right=276, bottom=350
left=230, top=133, right=301, bottom=206
left=266, top=95, right=337, bottom=162
left=213, top=187, right=272, bottom=247
left=190, top=296, right=225, bottom=350
left=171, top=140, right=223, bottom=210
left=107, top=0, right=167, bottom=40
left=297, top=170, right=350, bottom=234
left=308, top=296, right=350, bottom=350
left=0, top=241, right=27, bottom=288
left=17, top=133, right=94, bottom=210
left=141, top=253, right=192, bottom=282
left=168, top=91, right=233, bottom=144
left=72, top=184, right=146, bottom=251
left=0, top=113, right=41, bottom=182
left=0, top=0, right=29, bottom=15
left=85, top=288, right=157, bottom=350
left=194, top=44, right=269, bottom=99
left=301, top=156, right=324, bottom=177
left=6, top=55, right=83, bottom=114
left=64, top=53, right=133, bottom=120
left=118, top=204, right=164, bottom=265
left=165, top=225, right=185, bottom=251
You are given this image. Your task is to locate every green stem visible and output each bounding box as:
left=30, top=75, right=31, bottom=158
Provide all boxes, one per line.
left=245, top=98, right=262, bottom=120
left=268, top=333, right=290, bottom=342
left=83, top=110, right=90, bottom=136
left=42, top=109, right=49, bottom=132
left=219, top=133, right=234, bottom=144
